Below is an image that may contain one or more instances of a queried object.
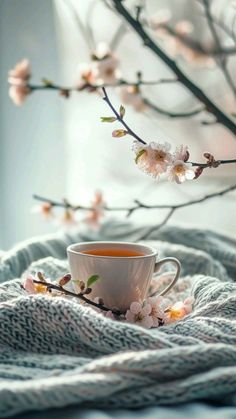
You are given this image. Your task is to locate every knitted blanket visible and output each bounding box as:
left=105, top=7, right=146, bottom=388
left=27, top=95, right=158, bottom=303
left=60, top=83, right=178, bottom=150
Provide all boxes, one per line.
left=0, top=220, right=236, bottom=418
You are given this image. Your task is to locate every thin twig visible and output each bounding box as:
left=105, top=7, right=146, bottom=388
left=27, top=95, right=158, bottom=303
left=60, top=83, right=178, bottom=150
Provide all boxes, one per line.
left=110, top=0, right=236, bottom=136
left=29, top=77, right=177, bottom=93
left=136, top=208, right=175, bottom=241
left=134, top=183, right=236, bottom=240
left=102, top=87, right=147, bottom=144
left=143, top=97, right=204, bottom=118
left=33, top=279, right=121, bottom=315
left=190, top=158, right=236, bottom=168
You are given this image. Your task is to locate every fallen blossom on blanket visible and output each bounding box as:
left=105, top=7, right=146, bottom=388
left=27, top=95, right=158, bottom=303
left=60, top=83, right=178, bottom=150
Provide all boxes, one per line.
left=164, top=296, right=194, bottom=324
left=146, top=296, right=170, bottom=327
left=125, top=301, right=153, bottom=328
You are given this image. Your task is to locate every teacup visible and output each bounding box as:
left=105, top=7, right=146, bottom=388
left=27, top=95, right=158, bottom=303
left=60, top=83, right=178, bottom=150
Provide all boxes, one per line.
left=67, top=241, right=181, bottom=312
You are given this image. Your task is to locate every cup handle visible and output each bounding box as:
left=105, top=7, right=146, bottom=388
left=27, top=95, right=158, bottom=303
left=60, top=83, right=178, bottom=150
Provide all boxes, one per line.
left=149, top=257, right=181, bottom=297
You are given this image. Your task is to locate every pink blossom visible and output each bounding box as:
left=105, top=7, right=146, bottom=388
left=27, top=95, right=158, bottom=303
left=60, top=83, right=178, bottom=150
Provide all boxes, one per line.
left=92, top=55, right=120, bottom=85
left=154, top=27, right=214, bottom=67
left=23, top=274, right=48, bottom=294
left=84, top=191, right=105, bottom=229
left=167, top=160, right=195, bottom=184
left=133, top=140, right=172, bottom=178
left=31, top=202, right=53, bottom=219
left=164, top=297, right=194, bottom=324
left=173, top=145, right=189, bottom=162
left=78, top=43, right=120, bottom=87
left=77, top=63, right=96, bottom=87
left=146, top=296, right=170, bottom=327
left=8, top=59, right=31, bottom=83
left=118, top=86, right=145, bottom=112
left=9, top=84, right=31, bottom=106
left=8, top=59, right=31, bottom=105
left=104, top=310, right=115, bottom=320
left=167, top=146, right=194, bottom=184
left=125, top=301, right=153, bottom=328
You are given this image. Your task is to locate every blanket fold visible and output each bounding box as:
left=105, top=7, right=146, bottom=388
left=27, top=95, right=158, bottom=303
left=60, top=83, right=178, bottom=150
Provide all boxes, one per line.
left=0, top=220, right=236, bottom=417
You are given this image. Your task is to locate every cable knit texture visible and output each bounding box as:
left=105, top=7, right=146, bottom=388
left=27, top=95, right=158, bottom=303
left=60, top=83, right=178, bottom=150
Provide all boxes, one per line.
left=0, top=220, right=236, bottom=418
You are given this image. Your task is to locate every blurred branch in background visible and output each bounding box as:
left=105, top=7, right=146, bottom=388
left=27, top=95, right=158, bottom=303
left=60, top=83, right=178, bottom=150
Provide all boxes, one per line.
left=33, top=182, right=236, bottom=239
left=201, top=0, right=236, bottom=98
left=109, top=0, right=236, bottom=135
left=8, top=0, right=236, bottom=133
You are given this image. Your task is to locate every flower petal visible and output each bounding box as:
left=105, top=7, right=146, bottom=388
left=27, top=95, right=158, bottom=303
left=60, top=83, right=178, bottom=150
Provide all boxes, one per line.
left=130, top=301, right=142, bottom=314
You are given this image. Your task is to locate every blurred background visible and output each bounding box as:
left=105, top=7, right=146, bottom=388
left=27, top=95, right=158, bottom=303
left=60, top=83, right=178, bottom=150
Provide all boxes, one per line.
left=0, top=0, right=236, bottom=250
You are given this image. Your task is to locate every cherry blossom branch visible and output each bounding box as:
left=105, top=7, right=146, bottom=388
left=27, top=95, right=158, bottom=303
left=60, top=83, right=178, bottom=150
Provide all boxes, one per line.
left=32, top=278, right=121, bottom=315
left=110, top=0, right=236, bottom=136
left=29, top=78, right=205, bottom=122
left=190, top=158, right=236, bottom=168
left=29, top=77, right=176, bottom=94
left=33, top=183, right=236, bottom=221
left=102, top=87, right=236, bottom=170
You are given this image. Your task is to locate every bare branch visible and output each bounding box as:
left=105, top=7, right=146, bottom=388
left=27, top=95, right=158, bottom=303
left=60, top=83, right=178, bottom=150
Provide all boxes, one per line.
left=143, top=97, right=204, bottom=119
left=202, top=0, right=236, bottom=98
left=109, top=0, right=236, bottom=136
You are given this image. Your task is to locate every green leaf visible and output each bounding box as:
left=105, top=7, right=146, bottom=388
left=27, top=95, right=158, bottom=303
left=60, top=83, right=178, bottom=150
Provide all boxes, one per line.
left=135, top=149, right=146, bottom=163
left=231, top=113, right=236, bottom=118
left=119, top=105, right=126, bottom=118
left=100, top=116, right=117, bottom=123
left=87, top=274, right=100, bottom=288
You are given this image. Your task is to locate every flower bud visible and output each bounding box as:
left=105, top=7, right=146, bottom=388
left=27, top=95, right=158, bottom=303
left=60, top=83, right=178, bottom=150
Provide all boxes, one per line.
left=79, top=280, right=85, bottom=291
left=37, top=271, right=46, bottom=282
left=112, top=129, right=128, bottom=138
left=194, top=166, right=204, bottom=179
left=84, top=287, right=92, bottom=294
left=203, top=152, right=211, bottom=159
left=59, top=273, right=71, bottom=286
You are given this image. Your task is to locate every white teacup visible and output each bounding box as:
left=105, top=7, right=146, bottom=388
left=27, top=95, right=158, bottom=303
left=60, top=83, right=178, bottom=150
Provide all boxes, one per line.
left=67, top=241, right=181, bottom=313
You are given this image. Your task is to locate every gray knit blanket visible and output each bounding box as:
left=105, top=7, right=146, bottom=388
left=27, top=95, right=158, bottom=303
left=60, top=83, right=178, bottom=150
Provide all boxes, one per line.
left=0, top=220, right=236, bottom=418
